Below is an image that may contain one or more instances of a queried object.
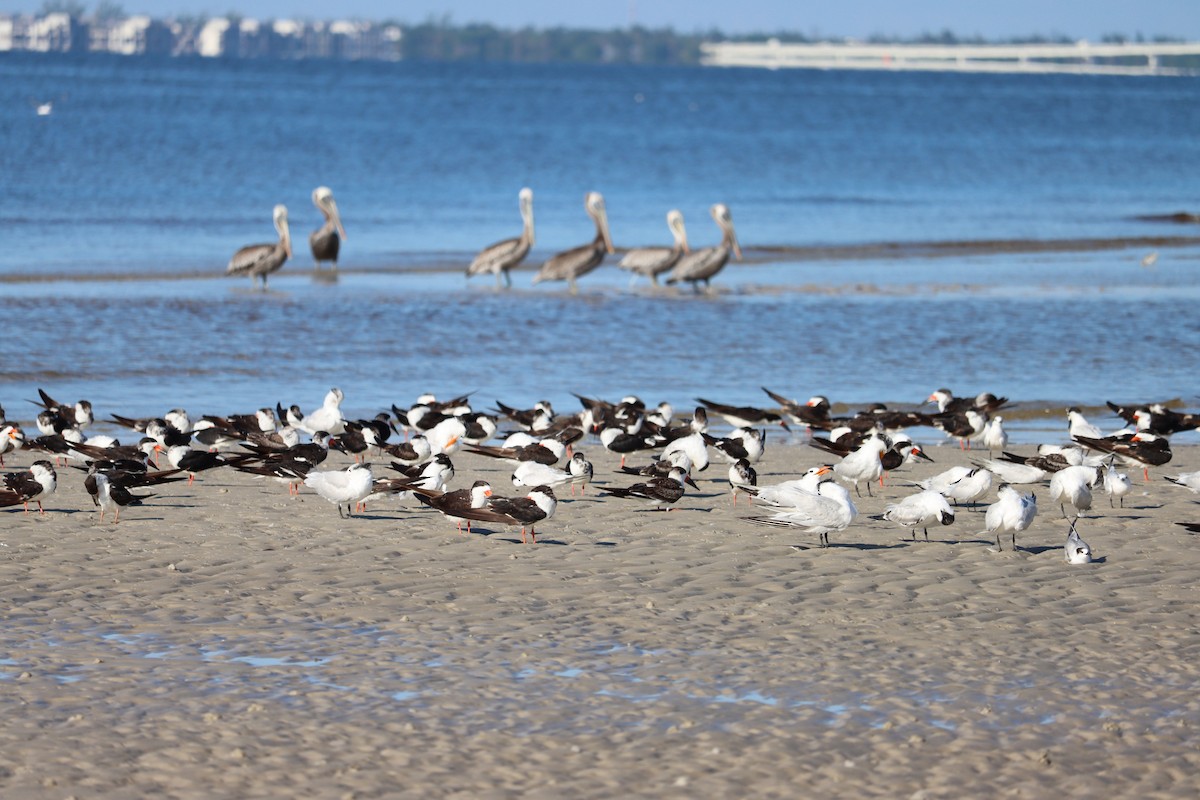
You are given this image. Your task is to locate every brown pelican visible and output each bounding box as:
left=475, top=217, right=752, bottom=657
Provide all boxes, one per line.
left=227, top=204, right=291, bottom=290
left=532, top=192, right=614, bottom=293
left=665, top=203, right=741, bottom=292
left=467, top=187, right=534, bottom=289
left=309, top=187, right=346, bottom=269
left=618, top=209, right=688, bottom=287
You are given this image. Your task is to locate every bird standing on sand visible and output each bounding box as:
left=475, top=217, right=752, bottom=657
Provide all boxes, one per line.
left=303, top=462, right=374, bottom=518
left=745, top=469, right=857, bottom=548
left=532, top=192, right=614, bottom=293
left=983, top=485, right=1037, bottom=552
left=309, top=187, right=346, bottom=270
left=881, top=489, right=955, bottom=541
left=600, top=465, right=698, bottom=511
left=227, top=204, right=291, bottom=290
left=0, top=460, right=57, bottom=514
left=618, top=209, right=689, bottom=286
left=1049, top=464, right=1098, bottom=518
left=468, top=187, right=534, bottom=289
left=665, top=203, right=741, bottom=291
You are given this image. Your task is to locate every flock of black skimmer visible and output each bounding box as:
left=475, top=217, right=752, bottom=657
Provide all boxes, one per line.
left=2, top=386, right=1199, bottom=559
left=227, top=187, right=740, bottom=293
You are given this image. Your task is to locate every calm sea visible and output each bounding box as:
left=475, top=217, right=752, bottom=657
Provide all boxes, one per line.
left=1, top=53, right=1199, bottom=442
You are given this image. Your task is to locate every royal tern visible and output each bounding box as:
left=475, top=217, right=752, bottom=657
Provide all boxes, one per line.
left=745, top=472, right=857, bottom=548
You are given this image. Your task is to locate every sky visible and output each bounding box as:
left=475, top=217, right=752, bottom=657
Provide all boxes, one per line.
left=15, top=0, right=1200, bottom=41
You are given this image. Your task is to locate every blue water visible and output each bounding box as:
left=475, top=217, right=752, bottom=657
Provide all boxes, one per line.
left=2, top=53, right=1199, bottom=436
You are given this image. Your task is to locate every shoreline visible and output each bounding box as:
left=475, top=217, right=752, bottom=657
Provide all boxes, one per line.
left=2, top=232, right=1197, bottom=285
left=2, top=438, right=1199, bottom=796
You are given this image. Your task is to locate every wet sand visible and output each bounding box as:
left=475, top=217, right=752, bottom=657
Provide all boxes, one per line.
left=2, top=438, right=1200, bottom=798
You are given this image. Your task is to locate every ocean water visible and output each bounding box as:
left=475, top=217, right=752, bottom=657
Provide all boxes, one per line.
left=1, top=53, right=1199, bottom=441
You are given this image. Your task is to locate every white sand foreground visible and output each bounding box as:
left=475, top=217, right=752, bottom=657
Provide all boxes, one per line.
left=1, top=437, right=1199, bottom=798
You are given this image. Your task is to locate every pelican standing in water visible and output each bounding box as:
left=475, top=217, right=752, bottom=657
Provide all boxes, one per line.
left=532, top=191, right=614, bottom=293
left=227, top=204, right=291, bottom=290
left=665, top=203, right=741, bottom=292
left=618, top=209, right=689, bottom=287
left=468, top=187, right=534, bottom=289
left=309, top=187, right=346, bottom=270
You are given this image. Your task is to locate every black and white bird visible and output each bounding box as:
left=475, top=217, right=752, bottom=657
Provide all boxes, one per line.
left=1064, top=519, right=1094, bottom=564
left=599, top=466, right=698, bottom=511
left=0, top=460, right=57, bottom=514
left=728, top=458, right=757, bottom=506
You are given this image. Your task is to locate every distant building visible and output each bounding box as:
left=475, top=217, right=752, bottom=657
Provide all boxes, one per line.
left=97, top=16, right=174, bottom=56
left=24, top=12, right=88, bottom=52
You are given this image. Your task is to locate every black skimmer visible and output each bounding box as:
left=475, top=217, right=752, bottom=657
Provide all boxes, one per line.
left=467, top=187, right=534, bottom=289
left=227, top=204, right=290, bottom=290
left=695, top=398, right=790, bottom=433
left=0, top=460, right=57, bottom=514
left=566, top=451, right=593, bottom=496
left=466, top=439, right=564, bottom=466
left=479, top=486, right=558, bottom=543
left=29, top=388, right=93, bottom=431
left=1106, top=400, right=1200, bottom=437
left=761, top=389, right=833, bottom=432
left=983, top=485, right=1038, bottom=552
left=84, top=465, right=184, bottom=523
left=165, top=446, right=249, bottom=484
left=598, top=465, right=697, bottom=512
left=379, top=434, right=432, bottom=466
left=880, top=490, right=955, bottom=541
left=493, top=399, right=555, bottom=432
left=599, top=426, right=661, bottom=467
left=665, top=203, right=741, bottom=292
left=532, top=192, right=614, bottom=293
left=411, top=480, right=495, bottom=534
left=926, top=388, right=1008, bottom=415
left=618, top=209, right=689, bottom=287
left=303, top=462, right=374, bottom=518
left=705, top=428, right=765, bottom=464
left=1071, top=432, right=1172, bottom=481
left=309, top=186, right=346, bottom=270
left=728, top=458, right=757, bottom=506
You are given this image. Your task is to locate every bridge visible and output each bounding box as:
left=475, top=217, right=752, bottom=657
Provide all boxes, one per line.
left=700, top=40, right=1200, bottom=76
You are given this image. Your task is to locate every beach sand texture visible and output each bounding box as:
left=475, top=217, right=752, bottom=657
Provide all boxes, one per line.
left=2, top=438, right=1199, bottom=798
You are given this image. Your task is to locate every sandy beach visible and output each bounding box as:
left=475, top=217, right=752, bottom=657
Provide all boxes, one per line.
left=2, top=435, right=1200, bottom=798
